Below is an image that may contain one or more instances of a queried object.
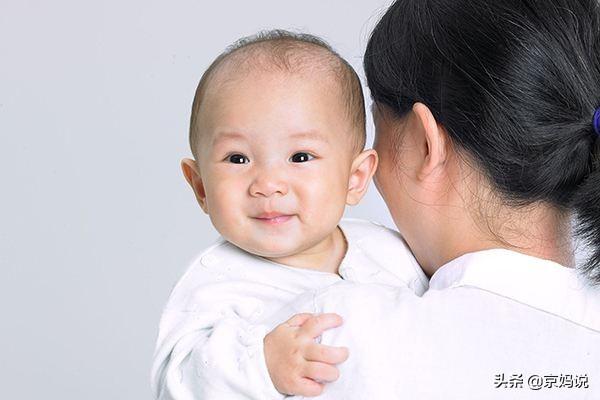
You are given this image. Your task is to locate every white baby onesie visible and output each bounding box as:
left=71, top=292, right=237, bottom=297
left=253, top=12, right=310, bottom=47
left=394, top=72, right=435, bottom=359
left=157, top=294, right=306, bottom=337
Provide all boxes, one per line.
left=150, top=219, right=428, bottom=400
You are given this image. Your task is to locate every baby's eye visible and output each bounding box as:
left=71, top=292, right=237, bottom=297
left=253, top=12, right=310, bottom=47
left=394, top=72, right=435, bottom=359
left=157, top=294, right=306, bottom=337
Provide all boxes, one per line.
left=228, top=154, right=249, bottom=164
left=290, top=152, right=315, bottom=163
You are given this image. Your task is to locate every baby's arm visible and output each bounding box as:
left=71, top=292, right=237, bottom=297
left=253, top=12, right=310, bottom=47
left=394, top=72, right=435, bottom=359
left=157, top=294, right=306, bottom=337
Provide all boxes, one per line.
left=264, top=313, right=349, bottom=396
left=152, top=307, right=347, bottom=399
left=151, top=305, right=284, bottom=400
left=152, top=301, right=348, bottom=399
left=150, top=244, right=292, bottom=400
left=151, top=250, right=348, bottom=400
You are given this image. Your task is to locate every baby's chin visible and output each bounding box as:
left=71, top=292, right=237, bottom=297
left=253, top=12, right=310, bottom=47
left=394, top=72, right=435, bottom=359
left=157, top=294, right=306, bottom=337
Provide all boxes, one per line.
left=227, top=234, right=323, bottom=262
left=234, top=240, right=305, bottom=260
left=220, top=221, right=341, bottom=265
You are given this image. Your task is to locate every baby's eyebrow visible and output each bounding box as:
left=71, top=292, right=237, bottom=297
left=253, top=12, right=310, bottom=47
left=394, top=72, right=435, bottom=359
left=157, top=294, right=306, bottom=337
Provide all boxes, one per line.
left=288, top=131, right=330, bottom=143
left=211, top=130, right=330, bottom=145
left=212, top=131, right=247, bottom=144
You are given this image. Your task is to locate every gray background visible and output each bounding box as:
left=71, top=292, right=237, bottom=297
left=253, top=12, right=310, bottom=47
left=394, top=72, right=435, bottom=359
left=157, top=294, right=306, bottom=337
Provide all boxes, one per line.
left=0, top=1, right=395, bottom=398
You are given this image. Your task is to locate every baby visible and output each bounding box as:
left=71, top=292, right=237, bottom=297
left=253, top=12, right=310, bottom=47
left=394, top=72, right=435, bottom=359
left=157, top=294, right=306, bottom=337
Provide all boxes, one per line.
left=151, top=30, right=427, bottom=399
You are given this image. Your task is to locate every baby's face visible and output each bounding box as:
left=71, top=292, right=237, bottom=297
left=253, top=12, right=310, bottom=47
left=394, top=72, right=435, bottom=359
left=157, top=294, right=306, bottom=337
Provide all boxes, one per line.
left=193, top=70, right=359, bottom=258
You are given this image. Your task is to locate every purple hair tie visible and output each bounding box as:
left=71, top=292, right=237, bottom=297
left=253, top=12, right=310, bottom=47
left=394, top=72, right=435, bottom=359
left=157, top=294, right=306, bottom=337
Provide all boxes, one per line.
left=594, top=108, right=600, bottom=136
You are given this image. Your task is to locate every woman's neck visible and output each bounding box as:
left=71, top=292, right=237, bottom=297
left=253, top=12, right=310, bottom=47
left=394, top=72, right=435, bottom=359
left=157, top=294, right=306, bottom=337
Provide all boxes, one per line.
left=417, top=201, right=574, bottom=277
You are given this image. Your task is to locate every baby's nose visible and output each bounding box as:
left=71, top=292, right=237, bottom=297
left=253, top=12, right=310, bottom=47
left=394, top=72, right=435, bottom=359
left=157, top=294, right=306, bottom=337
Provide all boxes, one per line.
left=249, top=172, right=289, bottom=197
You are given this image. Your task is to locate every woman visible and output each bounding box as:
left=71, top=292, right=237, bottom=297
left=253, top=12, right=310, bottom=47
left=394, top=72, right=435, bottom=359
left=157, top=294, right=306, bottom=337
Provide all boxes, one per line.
left=266, top=0, right=600, bottom=398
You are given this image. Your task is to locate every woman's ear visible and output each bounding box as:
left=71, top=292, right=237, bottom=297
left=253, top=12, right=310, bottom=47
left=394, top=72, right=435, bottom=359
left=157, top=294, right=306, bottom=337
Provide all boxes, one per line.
left=346, top=149, right=379, bottom=206
left=412, top=102, right=447, bottom=180
left=181, top=158, right=209, bottom=213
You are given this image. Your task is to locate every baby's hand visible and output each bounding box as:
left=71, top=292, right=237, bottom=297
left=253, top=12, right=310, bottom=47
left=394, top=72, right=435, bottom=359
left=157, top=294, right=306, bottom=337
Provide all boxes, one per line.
left=264, top=313, right=349, bottom=397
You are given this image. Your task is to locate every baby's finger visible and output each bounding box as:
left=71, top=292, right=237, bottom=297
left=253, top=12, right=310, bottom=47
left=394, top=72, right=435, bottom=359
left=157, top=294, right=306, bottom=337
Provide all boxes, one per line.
left=300, top=313, right=343, bottom=338
left=295, top=378, right=325, bottom=397
left=303, top=361, right=340, bottom=383
left=285, top=313, right=315, bottom=327
left=305, top=343, right=349, bottom=364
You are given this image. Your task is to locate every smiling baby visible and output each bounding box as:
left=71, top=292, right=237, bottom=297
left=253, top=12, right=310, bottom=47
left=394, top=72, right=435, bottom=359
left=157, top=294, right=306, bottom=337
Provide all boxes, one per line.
left=151, top=30, right=427, bottom=399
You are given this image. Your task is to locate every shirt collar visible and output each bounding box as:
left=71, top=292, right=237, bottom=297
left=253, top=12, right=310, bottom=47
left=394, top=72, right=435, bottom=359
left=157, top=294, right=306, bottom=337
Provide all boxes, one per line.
left=429, top=249, right=600, bottom=332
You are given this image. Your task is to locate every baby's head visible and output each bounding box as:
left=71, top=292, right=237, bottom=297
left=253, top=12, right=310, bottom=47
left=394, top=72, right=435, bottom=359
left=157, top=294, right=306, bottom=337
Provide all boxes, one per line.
left=182, top=30, right=377, bottom=261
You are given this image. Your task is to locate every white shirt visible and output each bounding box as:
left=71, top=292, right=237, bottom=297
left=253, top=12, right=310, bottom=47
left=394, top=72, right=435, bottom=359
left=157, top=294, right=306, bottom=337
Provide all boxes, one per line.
left=150, top=219, right=427, bottom=400
left=284, top=249, right=600, bottom=400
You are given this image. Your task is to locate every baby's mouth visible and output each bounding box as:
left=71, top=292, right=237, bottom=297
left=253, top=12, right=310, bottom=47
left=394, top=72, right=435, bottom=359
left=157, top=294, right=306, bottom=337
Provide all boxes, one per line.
left=253, top=212, right=295, bottom=225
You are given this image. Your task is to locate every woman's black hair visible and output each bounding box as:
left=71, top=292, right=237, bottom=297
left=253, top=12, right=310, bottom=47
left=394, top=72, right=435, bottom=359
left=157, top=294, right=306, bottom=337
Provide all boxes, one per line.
left=365, top=0, right=600, bottom=283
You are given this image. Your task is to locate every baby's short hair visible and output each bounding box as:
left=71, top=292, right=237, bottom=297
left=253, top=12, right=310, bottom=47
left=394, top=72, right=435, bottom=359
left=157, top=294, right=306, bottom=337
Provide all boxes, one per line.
left=189, top=30, right=366, bottom=159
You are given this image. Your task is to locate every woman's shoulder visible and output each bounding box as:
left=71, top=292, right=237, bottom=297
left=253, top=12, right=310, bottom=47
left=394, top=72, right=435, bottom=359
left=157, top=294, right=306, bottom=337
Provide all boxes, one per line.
left=428, top=249, right=600, bottom=332
left=314, top=248, right=600, bottom=334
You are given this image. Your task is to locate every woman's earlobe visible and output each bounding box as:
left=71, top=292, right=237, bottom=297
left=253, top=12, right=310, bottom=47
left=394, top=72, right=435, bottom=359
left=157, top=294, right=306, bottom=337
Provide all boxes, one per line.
left=346, top=149, right=379, bottom=205
left=181, top=158, right=209, bottom=213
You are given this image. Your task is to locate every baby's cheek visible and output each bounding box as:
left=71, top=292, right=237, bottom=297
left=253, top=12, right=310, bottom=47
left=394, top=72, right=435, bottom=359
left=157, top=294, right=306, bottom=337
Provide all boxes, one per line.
left=320, top=178, right=350, bottom=208
left=208, top=197, right=244, bottom=236
left=303, top=188, right=345, bottom=230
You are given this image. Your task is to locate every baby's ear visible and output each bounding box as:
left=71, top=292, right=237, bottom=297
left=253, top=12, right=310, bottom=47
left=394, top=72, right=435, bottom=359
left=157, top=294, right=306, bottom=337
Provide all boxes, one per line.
left=346, top=149, right=378, bottom=206
left=181, top=158, right=209, bottom=213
